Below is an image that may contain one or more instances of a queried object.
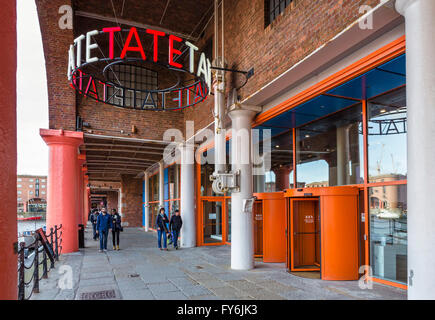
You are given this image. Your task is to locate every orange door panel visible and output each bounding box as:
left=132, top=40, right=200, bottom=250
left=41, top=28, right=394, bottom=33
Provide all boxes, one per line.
left=321, top=195, right=359, bottom=280
left=261, top=195, right=286, bottom=263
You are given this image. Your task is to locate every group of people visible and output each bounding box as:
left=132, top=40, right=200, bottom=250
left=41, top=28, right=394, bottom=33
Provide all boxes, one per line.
left=155, top=208, right=183, bottom=250
left=89, top=207, right=122, bottom=252
left=88, top=206, right=183, bottom=252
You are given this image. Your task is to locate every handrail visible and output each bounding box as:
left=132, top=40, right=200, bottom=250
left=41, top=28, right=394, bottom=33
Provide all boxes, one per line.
left=17, top=224, right=63, bottom=300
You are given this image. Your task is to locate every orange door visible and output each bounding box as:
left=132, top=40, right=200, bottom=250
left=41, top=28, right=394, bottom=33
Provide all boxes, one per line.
left=253, top=201, right=263, bottom=257
left=290, top=198, right=320, bottom=271
left=320, top=195, right=359, bottom=280
left=263, top=197, right=286, bottom=263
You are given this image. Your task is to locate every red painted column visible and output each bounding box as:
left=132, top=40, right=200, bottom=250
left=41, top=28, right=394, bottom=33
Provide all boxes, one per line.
left=77, top=154, right=86, bottom=227
left=40, top=129, right=83, bottom=253
left=0, top=0, right=17, bottom=300
left=273, top=166, right=292, bottom=191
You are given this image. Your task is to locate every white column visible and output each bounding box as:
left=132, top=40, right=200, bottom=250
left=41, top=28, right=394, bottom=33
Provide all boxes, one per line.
left=214, top=77, right=227, bottom=175
left=179, top=144, right=196, bottom=247
left=229, top=106, right=259, bottom=270
left=396, top=0, right=435, bottom=299
left=118, top=189, right=122, bottom=214
left=159, top=161, right=164, bottom=209
left=144, top=171, right=150, bottom=232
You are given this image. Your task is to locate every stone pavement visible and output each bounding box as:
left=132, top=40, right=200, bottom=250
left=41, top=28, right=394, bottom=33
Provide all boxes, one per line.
left=31, top=223, right=407, bottom=300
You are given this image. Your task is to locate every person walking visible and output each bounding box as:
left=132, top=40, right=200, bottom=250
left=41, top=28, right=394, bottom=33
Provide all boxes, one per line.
left=90, top=209, right=99, bottom=240
left=156, top=208, right=169, bottom=251
left=110, top=208, right=122, bottom=250
left=169, top=209, right=182, bottom=250
left=96, top=207, right=112, bottom=252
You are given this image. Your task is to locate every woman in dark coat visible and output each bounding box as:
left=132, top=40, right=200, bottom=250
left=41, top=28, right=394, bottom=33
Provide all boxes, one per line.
left=110, top=208, right=122, bottom=250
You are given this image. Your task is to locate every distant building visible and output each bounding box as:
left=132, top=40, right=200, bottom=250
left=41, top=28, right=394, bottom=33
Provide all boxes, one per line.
left=17, top=175, right=47, bottom=213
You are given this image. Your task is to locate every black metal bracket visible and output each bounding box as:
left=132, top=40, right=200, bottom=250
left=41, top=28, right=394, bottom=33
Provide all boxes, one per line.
left=211, top=67, right=254, bottom=90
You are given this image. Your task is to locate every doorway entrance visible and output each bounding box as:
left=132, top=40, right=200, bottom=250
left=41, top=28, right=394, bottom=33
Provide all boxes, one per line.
left=290, top=198, right=321, bottom=272
left=201, top=198, right=229, bottom=245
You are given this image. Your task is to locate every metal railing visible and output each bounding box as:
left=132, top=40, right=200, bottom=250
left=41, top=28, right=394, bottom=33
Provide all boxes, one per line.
left=17, top=225, right=63, bottom=300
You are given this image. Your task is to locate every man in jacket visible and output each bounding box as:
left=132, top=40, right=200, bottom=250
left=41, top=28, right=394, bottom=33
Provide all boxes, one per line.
left=155, top=208, right=169, bottom=251
left=96, top=207, right=112, bottom=252
left=90, top=209, right=99, bottom=240
left=169, top=209, right=183, bottom=250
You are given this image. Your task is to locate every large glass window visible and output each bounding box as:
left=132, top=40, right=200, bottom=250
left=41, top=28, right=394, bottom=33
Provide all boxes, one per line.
left=167, top=164, right=179, bottom=200
left=254, top=129, right=294, bottom=192
left=151, top=174, right=159, bottom=201
left=296, top=104, right=364, bottom=187
left=368, top=87, right=407, bottom=183
left=369, top=184, right=407, bottom=284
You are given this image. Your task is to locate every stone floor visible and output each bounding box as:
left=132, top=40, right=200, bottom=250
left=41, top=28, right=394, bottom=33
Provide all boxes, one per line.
left=31, top=223, right=407, bottom=300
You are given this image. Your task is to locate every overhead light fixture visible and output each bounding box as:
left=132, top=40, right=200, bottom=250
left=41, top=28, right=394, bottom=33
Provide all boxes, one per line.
left=275, top=145, right=280, bottom=148
left=380, top=109, right=387, bottom=113
left=305, top=134, right=310, bottom=138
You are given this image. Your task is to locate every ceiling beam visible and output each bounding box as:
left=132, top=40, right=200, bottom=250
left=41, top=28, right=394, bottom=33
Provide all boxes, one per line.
left=84, top=143, right=166, bottom=151
left=84, top=133, right=171, bottom=145
left=85, top=155, right=160, bottom=162
left=83, top=148, right=163, bottom=156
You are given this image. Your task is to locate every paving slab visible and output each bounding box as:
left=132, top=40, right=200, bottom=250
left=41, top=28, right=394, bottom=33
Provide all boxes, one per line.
left=31, top=224, right=407, bottom=300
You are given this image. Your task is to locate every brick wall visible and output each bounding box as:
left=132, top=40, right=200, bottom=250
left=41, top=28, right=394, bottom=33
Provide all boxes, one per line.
left=35, top=0, right=76, bottom=131
left=185, top=0, right=381, bottom=129
left=106, top=191, right=119, bottom=212
left=120, top=174, right=142, bottom=227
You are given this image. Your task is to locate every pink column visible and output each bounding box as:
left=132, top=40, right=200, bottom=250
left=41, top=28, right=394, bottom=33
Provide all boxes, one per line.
left=40, top=129, right=83, bottom=253
left=0, top=0, right=17, bottom=300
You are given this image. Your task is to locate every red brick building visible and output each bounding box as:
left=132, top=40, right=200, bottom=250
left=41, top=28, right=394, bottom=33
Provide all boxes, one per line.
left=16, top=175, right=47, bottom=213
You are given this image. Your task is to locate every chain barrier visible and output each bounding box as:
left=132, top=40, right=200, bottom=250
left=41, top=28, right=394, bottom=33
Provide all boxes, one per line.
left=17, top=224, right=63, bottom=300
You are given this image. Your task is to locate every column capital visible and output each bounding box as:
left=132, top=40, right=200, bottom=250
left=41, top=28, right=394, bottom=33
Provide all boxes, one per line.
left=40, top=129, right=83, bottom=147
left=395, top=0, right=418, bottom=15
left=228, top=103, right=262, bottom=116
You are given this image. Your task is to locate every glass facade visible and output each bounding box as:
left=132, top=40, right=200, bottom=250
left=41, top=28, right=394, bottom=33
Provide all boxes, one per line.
left=144, top=53, right=408, bottom=286
left=369, top=184, right=407, bottom=283
left=368, top=87, right=407, bottom=183
left=253, top=129, right=294, bottom=192
left=296, top=103, right=364, bottom=187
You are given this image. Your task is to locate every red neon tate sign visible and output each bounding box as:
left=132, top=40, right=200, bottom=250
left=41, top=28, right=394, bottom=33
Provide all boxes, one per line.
left=67, top=27, right=211, bottom=110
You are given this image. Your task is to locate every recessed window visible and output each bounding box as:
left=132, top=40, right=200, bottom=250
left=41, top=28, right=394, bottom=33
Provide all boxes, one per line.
left=41, top=185, right=46, bottom=188
left=42, top=179, right=46, bottom=182
left=17, top=184, right=22, bottom=188
left=266, top=0, right=293, bottom=26
left=29, top=179, right=34, bottom=182
left=41, top=191, right=46, bottom=195
left=17, top=191, right=22, bottom=194
left=29, top=191, right=33, bottom=194
left=29, top=185, right=33, bottom=188
left=106, top=64, right=158, bottom=108
left=17, top=178, right=22, bottom=182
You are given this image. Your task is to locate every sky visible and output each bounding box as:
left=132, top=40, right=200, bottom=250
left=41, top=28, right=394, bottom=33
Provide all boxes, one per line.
left=16, top=0, right=49, bottom=176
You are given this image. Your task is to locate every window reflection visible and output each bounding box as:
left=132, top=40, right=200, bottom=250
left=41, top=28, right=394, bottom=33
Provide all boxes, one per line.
left=296, top=103, right=363, bottom=187
left=253, top=129, right=294, bottom=192
left=369, top=184, right=407, bottom=283
left=368, top=86, right=407, bottom=182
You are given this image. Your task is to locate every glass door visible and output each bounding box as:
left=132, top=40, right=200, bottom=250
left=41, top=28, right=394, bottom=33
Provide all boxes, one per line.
left=202, top=199, right=225, bottom=245
left=290, top=198, right=321, bottom=271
